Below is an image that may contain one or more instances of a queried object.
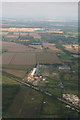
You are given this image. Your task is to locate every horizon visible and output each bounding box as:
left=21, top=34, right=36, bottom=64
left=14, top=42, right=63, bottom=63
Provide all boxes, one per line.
left=2, top=2, right=78, bottom=22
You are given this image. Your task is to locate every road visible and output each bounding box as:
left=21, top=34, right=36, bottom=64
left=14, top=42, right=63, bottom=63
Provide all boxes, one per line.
left=3, top=71, right=80, bottom=113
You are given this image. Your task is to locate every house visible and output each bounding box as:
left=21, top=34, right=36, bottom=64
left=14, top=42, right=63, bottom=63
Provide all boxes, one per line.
left=58, top=65, right=70, bottom=72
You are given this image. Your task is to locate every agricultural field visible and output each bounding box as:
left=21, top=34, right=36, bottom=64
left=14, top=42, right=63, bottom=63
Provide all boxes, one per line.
left=20, top=33, right=29, bottom=35
left=6, top=35, right=18, bottom=38
left=1, top=21, right=79, bottom=118
left=39, top=64, right=79, bottom=97
left=2, top=75, right=43, bottom=118
left=6, top=87, right=43, bottom=118
left=3, top=75, right=78, bottom=118
left=18, top=40, right=30, bottom=42
left=1, top=42, right=62, bottom=69
left=1, top=3, right=79, bottom=118
left=28, top=32, right=42, bottom=39
left=59, top=72, right=78, bottom=91
left=72, top=55, right=80, bottom=58
left=36, top=52, right=62, bottom=64
left=2, top=76, right=21, bottom=115
left=58, top=53, right=73, bottom=62
left=1, top=28, right=44, bottom=32
left=42, top=43, right=63, bottom=53
left=2, top=53, right=15, bottom=65
left=29, top=45, right=42, bottom=50
left=3, top=69, right=27, bottom=78
left=2, top=41, right=34, bottom=52
left=10, top=53, right=36, bottom=65
left=2, top=32, right=8, bottom=35
left=40, top=96, right=78, bottom=118
left=63, top=44, right=79, bottom=53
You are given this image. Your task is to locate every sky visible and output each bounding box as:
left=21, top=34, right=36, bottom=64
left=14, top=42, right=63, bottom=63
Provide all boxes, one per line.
left=2, top=2, right=78, bottom=21
left=1, top=0, right=79, bottom=2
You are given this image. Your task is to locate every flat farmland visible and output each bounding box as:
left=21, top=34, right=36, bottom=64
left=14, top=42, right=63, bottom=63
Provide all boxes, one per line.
left=10, top=53, right=27, bottom=65
left=6, top=35, right=18, bottom=38
left=3, top=75, right=43, bottom=118
left=29, top=45, right=42, bottom=50
left=6, top=86, right=43, bottom=118
left=25, top=53, right=36, bottom=65
left=0, top=55, right=2, bottom=65
left=2, top=32, right=8, bottom=35
left=42, top=43, right=56, bottom=47
left=72, top=55, right=80, bottom=58
left=1, top=28, right=44, bottom=32
left=42, top=43, right=62, bottom=53
left=47, top=46, right=62, bottom=52
left=18, top=40, right=30, bottom=42
left=10, top=53, right=36, bottom=65
left=29, top=32, right=42, bottom=39
left=63, top=44, right=79, bottom=53
left=2, top=41, right=34, bottom=52
left=1, top=42, right=62, bottom=69
left=2, top=53, right=36, bottom=66
left=2, top=65, right=34, bottom=70
left=20, top=32, right=28, bottom=35
left=3, top=69, right=27, bottom=78
left=36, top=52, right=62, bottom=64
left=2, top=53, right=15, bottom=65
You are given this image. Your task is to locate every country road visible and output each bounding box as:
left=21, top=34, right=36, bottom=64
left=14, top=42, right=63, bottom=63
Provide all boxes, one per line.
left=3, top=71, right=80, bottom=113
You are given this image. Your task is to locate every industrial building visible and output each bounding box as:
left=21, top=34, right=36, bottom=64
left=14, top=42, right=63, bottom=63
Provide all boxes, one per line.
left=27, top=64, right=46, bottom=85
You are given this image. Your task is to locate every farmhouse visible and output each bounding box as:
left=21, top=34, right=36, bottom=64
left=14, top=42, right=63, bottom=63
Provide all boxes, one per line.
left=58, top=65, right=70, bottom=72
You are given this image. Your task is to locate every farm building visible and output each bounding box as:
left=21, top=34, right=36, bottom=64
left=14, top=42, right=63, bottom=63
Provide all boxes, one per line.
left=58, top=65, right=70, bottom=72
left=31, top=68, right=37, bottom=77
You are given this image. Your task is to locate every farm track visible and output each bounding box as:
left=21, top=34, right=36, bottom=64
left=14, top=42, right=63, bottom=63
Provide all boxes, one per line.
left=9, top=53, right=16, bottom=65
left=2, top=42, right=62, bottom=66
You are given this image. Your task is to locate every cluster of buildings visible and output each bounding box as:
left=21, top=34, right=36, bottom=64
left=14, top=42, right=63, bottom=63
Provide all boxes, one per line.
left=58, top=65, right=71, bottom=72
left=27, top=64, right=46, bottom=85
left=63, top=93, right=80, bottom=107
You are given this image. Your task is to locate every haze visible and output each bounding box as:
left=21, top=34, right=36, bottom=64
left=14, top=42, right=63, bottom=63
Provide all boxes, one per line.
left=2, top=2, right=78, bottom=21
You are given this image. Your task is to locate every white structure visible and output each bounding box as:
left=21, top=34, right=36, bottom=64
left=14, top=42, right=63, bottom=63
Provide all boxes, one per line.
left=63, top=94, right=80, bottom=107
left=59, top=66, right=70, bottom=70
left=31, top=68, right=37, bottom=76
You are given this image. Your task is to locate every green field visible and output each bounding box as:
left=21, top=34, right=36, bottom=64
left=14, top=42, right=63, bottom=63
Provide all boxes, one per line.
left=2, top=76, right=21, bottom=115
left=40, top=95, right=78, bottom=118
left=2, top=75, right=43, bottom=118
left=3, top=75, right=78, bottom=118
left=2, top=21, right=79, bottom=118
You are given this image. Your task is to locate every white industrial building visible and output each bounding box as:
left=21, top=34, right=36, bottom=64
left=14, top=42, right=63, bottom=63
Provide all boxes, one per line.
left=31, top=68, right=37, bottom=76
